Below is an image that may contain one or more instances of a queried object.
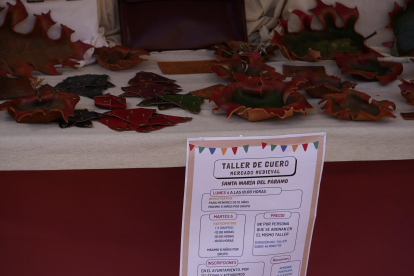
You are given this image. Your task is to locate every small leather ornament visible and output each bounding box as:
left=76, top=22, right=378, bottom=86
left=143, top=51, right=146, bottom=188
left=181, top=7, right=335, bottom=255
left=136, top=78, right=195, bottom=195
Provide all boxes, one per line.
left=94, top=94, right=127, bottom=110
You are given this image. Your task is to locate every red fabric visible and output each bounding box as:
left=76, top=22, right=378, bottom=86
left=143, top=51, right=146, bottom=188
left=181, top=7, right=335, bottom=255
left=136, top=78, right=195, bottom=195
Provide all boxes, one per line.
left=0, top=160, right=413, bottom=276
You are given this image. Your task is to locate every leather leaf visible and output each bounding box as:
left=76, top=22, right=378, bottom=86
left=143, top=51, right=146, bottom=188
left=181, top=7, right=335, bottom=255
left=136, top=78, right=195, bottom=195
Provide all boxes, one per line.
left=292, top=71, right=357, bottom=98
left=160, top=93, right=205, bottom=113
left=58, top=109, right=106, bottom=128
left=271, top=0, right=381, bottom=61
left=398, top=78, right=414, bottom=105
left=213, top=41, right=277, bottom=63
left=93, top=45, right=149, bottom=71
left=0, top=0, right=93, bottom=78
left=209, top=77, right=313, bottom=121
left=94, top=94, right=127, bottom=110
left=55, top=74, right=114, bottom=99
left=334, top=52, right=403, bottom=85
left=0, top=78, right=35, bottom=100
left=211, top=59, right=285, bottom=83
left=384, top=0, right=414, bottom=56
left=319, top=89, right=396, bottom=121
left=0, top=91, right=80, bottom=123
left=97, top=108, right=192, bottom=132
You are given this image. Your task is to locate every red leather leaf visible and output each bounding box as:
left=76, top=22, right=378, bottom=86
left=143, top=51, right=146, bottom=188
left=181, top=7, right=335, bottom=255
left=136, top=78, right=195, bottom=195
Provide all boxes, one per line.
left=97, top=116, right=129, bottom=131
left=209, top=77, right=312, bottom=121
left=93, top=45, right=149, bottom=71
left=292, top=71, right=357, bottom=98
left=104, top=108, right=156, bottom=127
left=0, top=0, right=93, bottom=78
left=0, top=77, right=35, bottom=100
left=319, top=89, right=396, bottom=121
left=334, top=52, right=403, bottom=85
left=0, top=91, right=80, bottom=123
left=148, top=113, right=192, bottom=125
left=211, top=59, right=285, bottom=83
left=94, top=93, right=127, bottom=110
left=128, top=72, right=175, bottom=84
left=121, top=82, right=168, bottom=99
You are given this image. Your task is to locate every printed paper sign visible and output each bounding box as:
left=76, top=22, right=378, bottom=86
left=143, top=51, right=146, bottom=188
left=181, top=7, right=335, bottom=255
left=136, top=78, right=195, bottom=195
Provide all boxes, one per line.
left=181, top=133, right=326, bottom=276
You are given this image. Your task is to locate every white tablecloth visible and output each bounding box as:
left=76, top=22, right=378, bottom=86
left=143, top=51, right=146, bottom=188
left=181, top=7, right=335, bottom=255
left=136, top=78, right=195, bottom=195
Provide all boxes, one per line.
left=1, top=50, right=414, bottom=171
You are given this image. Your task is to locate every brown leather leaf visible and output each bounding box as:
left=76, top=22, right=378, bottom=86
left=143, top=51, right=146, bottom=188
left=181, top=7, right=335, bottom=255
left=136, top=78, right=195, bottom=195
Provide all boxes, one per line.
left=0, top=0, right=93, bottom=78
left=319, top=89, right=396, bottom=121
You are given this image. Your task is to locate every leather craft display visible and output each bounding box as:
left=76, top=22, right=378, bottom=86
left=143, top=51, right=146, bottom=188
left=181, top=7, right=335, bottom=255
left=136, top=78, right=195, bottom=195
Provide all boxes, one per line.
left=118, top=0, right=248, bottom=51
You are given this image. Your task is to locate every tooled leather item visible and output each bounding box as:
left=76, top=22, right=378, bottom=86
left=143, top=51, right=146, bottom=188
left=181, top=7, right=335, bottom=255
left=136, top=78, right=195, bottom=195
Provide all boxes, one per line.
left=118, top=0, right=248, bottom=51
left=158, top=60, right=215, bottom=74
left=94, top=94, right=127, bottom=110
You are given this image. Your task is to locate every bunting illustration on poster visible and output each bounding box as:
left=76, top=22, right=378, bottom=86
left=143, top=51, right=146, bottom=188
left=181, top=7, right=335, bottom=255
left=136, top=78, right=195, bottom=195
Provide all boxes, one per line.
left=189, top=141, right=319, bottom=154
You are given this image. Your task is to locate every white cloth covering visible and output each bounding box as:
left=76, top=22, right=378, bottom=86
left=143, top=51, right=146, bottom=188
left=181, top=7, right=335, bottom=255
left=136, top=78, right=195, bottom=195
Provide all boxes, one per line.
left=1, top=50, right=414, bottom=171
left=0, top=0, right=107, bottom=66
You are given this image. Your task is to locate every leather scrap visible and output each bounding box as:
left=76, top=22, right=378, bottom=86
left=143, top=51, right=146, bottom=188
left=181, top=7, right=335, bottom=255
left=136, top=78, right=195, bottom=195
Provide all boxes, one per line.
left=283, top=65, right=326, bottom=77
left=104, top=108, right=156, bottom=126
left=58, top=109, right=106, bottom=128
left=190, top=84, right=226, bottom=99
left=94, top=94, right=127, bottom=110
left=128, top=72, right=175, bottom=84
left=158, top=60, right=215, bottom=74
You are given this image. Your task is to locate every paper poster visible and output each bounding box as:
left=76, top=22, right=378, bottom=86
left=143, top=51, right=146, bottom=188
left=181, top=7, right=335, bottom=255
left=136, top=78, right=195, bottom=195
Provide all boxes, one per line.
left=180, top=133, right=326, bottom=276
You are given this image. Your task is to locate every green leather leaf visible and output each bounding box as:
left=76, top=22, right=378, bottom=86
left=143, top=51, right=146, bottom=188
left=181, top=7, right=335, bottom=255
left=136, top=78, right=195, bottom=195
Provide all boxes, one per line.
left=160, top=93, right=204, bottom=113
left=386, top=0, right=414, bottom=56
left=271, top=0, right=380, bottom=61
